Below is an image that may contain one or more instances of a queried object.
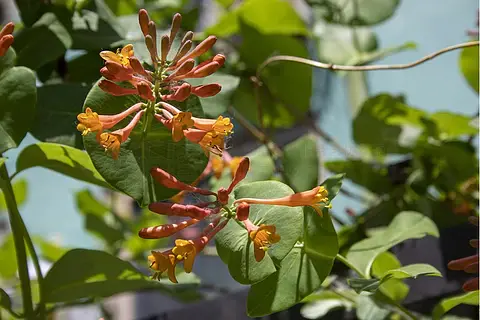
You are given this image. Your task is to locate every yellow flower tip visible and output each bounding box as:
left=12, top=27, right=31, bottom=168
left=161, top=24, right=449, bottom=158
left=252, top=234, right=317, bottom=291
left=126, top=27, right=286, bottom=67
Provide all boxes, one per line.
left=77, top=108, right=102, bottom=135
left=172, top=239, right=197, bottom=273
left=249, top=224, right=281, bottom=262
left=149, top=251, right=178, bottom=283
left=172, top=112, right=194, bottom=142
left=229, top=157, right=243, bottom=178
left=212, top=116, right=233, bottom=135
left=211, top=156, right=225, bottom=179
left=100, top=44, right=135, bottom=67
left=199, top=131, right=224, bottom=156
left=313, top=186, right=329, bottom=204
left=99, top=132, right=121, bottom=160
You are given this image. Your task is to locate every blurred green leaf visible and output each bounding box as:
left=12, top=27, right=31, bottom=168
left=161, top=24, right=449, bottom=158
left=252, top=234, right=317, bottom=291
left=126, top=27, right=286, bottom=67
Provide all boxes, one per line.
left=215, top=0, right=235, bottom=8
left=301, top=290, right=354, bottom=319
left=427, top=112, right=478, bottom=138
left=104, top=0, right=137, bottom=16
left=316, top=0, right=400, bottom=26
left=0, top=288, right=13, bottom=316
left=75, top=189, right=109, bottom=217
left=325, top=160, right=391, bottom=194
left=356, top=295, right=390, bottom=320
left=14, top=0, right=48, bottom=27
left=67, top=51, right=104, bottom=84
left=84, top=213, right=124, bottom=245
left=34, top=237, right=69, bottom=262
left=83, top=84, right=208, bottom=206
left=14, top=12, right=72, bottom=70
left=349, top=263, right=440, bottom=294
left=0, top=48, right=37, bottom=154
left=432, top=291, right=479, bottom=320
left=371, top=252, right=408, bottom=302
left=234, top=22, right=312, bottom=128
left=187, top=73, right=240, bottom=118
left=459, top=45, right=479, bottom=93
left=347, top=211, right=439, bottom=276
left=0, top=179, right=28, bottom=212
left=283, top=135, right=319, bottom=192
left=43, top=249, right=187, bottom=303
left=15, top=142, right=112, bottom=189
left=207, top=0, right=307, bottom=37
left=31, top=84, right=90, bottom=149
left=216, top=181, right=304, bottom=284
left=353, top=94, right=426, bottom=154
left=0, top=235, right=17, bottom=280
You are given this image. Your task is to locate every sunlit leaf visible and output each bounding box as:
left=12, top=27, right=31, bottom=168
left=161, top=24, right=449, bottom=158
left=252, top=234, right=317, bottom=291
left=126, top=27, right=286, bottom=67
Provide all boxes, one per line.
left=459, top=45, right=479, bottom=93
left=34, top=237, right=69, bottom=262
left=283, top=135, right=319, bottom=192
left=75, top=189, right=109, bottom=217
left=432, top=291, right=479, bottom=320
left=371, top=252, right=408, bottom=302
left=0, top=179, right=28, bottom=212
left=0, top=235, right=17, bottom=280
left=347, top=211, right=439, bottom=276
left=301, top=290, right=354, bottom=319
left=15, top=142, right=112, bottom=189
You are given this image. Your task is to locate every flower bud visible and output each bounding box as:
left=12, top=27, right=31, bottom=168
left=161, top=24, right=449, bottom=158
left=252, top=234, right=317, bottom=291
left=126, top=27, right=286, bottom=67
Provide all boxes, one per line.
left=139, top=219, right=199, bottom=239
left=129, top=56, right=150, bottom=78
left=0, top=22, right=14, bottom=39
left=148, top=202, right=213, bottom=219
left=138, top=9, right=150, bottom=37
left=160, top=35, right=170, bottom=63
left=181, top=31, right=194, bottom=45
left=236, top=202, right=250, bottom=221
left=176, top=35, right=217, bottom=67
left=145, top=35, right=157, bottom=63
left=192, top=84, right=222, bottom=97
left=137, top=81, right=155, bottom=101
left=171, top=40, right=192, bottom=66
left=217, top=187, right=229, bottom=205
left=99, top=80, right=137, bottom=96
left=163, top=83, right=191, bottom=102
left=169, top=13, right=182, bottom=43
left=189, top=62, right=220, bottom=78
left=227, top=157, right=249, bottom=193
left=150, top=167, right=216, bottom=196
left=0, top=35, right=13, bottom=57
left=166, top=59, right=195, bottom=80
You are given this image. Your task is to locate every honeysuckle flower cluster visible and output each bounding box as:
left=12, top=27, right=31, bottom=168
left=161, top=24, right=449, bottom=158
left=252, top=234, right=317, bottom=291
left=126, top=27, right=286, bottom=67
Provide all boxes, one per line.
left=0, top=22, right=14, bottom=57
left=76, top=9, right=232, bottom=159
left=140, top=156, right=332, bottom=282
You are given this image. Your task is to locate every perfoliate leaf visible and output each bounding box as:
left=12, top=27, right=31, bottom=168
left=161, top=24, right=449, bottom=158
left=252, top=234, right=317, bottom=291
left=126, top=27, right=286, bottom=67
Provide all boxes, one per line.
left=283, top=135, right=319, bottom=192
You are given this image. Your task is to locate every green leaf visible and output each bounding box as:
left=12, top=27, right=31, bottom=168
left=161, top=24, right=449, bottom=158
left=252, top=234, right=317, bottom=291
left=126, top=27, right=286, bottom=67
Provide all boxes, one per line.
left=216, top=181, right=303, bottom=284
left=432, top=291, right=479, bottom=320
left=34, top=237, right=69, bottom=262
left=187, top=73, right=240, bottom=118
left=0, top=48, right=16, bottom=72
left=234, top=22, right=312, bottom=128
left=353, top=94, right=426, bottom=154
left=0, top=179, right=28, bottom=212
left=15, top=142, right=112, bottom=189
left=325, top=160, right=391, bottom=194
left=13, top=12, right=72, bottom=70
left=0, top=61, right=37, bottom=153
left=104, top=0, right=137, bottom=16
left=83, top=83, right=208, bottom=206
left=427, top=112, right=478, bottom=138
left=246, top=208, right=338, bottom=316
left=349, top=263, right=441, bottom=294
left=371, top=252, right=408, bottom=302
left=43, top=249, right=189, bottom=303
left=301, top=290, right=354, bottom=319
left=14, top=0, right=48, bottom=27
left=0, top=288, right=13, bottom=315
left=239, top=0, right=307, bottom=35
left=317, top=0, right=400, bottom=26
left=67, top=51, right=104, bottom=84
left=207, top=0, right=307, bottom=37
left=0, top=235, right=17, bottom=280
left=31, top=84, right=90, bottom=148
left=347, top=211, right=439, bottom=277
left=84, top=213, right=125, bottom=245
left=459, top=45, right=479, bottom=93
left=75, top=189, right=109, bottom=217
left=283, top=135, right=319, bottom=192
left=356, top=295, right=390, bottom=320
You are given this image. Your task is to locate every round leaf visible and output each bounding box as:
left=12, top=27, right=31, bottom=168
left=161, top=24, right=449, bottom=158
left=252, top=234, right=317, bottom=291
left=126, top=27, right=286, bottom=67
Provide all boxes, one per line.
left=83, top=83, right=208, bottom=206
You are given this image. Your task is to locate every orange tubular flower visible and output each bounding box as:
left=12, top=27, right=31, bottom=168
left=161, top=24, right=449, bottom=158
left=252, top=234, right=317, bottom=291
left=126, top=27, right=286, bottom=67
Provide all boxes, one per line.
left=77, top=104, right=143, bottom=136
left=243, top=220, right=281, bottom=262
left=211, top=152, right=244, bottom=179
left=234, top=185, right=330, bottom=216
left=0, top=22, right=14, bottom=57
left=98, top=110, right=145, bottom=159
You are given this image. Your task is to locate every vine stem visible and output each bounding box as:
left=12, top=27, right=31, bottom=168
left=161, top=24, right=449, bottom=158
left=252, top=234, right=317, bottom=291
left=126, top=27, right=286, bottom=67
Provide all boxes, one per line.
left=0, top=160, right=34, bottom=318
left=335, top=254, right=418, bottom=320
left=256, top=41, right=479, bottom=76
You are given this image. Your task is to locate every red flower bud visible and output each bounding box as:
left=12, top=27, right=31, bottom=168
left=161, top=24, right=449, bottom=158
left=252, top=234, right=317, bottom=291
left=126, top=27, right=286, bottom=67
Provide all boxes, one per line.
left=150, top=167, right=216, bottom=196
left=217, top=187, right=229, bottom=205
left=138, top=9, right=150, bottom=37
left=236, top=202, right=250, bottom=221
left=192, top=84, right=222, bottom=97
left=139, top=218, right=200, bottom=239
left=161, top=35, right=170, bottom=63
left=137, top=81, right=155, bottom=101
left=169, top=13, right=182, bottom=43
left=176, top=35, right=217, bottom=67
left=189, top=61, right=220, bottom=78
left=163, top=83, right=191, bottom=102
left=148, top=202, right=214, bottom=219
left=99, top=80, right=137, bottom=96
left=227, top=157, right=249, bottom=194
left=0, top=35, right=13, bottom=57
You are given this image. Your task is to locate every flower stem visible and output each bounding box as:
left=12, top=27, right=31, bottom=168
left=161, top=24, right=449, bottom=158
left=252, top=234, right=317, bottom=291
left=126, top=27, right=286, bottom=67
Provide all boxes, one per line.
left=335, top=253, right=366, bottom=277
left=0, top=160, right=34, bottom=318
